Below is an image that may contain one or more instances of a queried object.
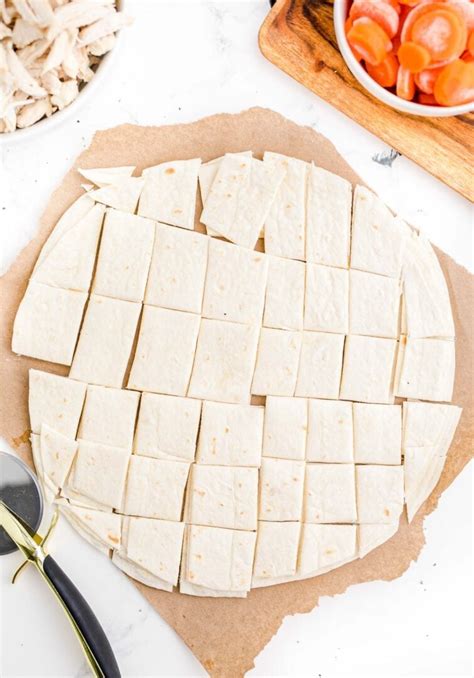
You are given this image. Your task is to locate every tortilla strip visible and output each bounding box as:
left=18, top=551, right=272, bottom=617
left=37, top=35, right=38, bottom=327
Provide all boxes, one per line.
left=353, top=403, right=402, bottom=465
left=262, top=396, right=307, bottom=461
left=395, top=337, right=455, bottom=402
left=251, top=328, right=302, bottom=397
left=253, top=521, right=300, bottom=579
left=304, top=463, right=357, bottom=523
left=356, top=465, right=404, bottom=524
left=349, top=269, right=401, bottom=339
left=305, top=264, right=349, bottom=334
left=306, top=399, right=353, bottom=463
left=295, top=331, right=345, bottom=400
left=39, top=424, right=78, bottom=491
left=340, top=335, right=397, bottom=404
left=263, top=256, right=305, bottom=331
left=259, top=458, right=305, bottom=521
left=77, top=166, right=135, bottom=188
left=78, top=384, right=140, bottom=450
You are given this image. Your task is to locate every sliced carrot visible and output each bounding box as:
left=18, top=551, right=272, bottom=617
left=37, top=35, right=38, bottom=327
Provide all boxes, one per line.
left=411, top=8, right=467, bottom=62
left=350, top=0, right=400, bottom=38
left=417, top=92, right=439, bottom=104
left=396, top=64, right=416, bottom=99
left=366, top=52, right=399, bottom=86
left=433, top=58, right=474, bottom=105
left=468, top=31, right=474, bottom=56
left=398, top=41, right=431, bottom=71
left=401, top=2, right=462, bottom=43
left=414, top=66, right=443, bottom=92
left=347, top=17, right=392, bottom=66
left=383, top=0, right=401, bottom=16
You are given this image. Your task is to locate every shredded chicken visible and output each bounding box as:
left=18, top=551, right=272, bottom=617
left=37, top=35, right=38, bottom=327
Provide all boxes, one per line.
left=0, top=0, right=130, bottom=132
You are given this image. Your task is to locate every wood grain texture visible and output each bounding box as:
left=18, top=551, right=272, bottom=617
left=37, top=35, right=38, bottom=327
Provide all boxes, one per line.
left=259, top=0, right=474, bottom=202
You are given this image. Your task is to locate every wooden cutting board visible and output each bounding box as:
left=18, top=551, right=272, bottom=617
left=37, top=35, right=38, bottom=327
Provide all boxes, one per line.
left=259, top=0, right=474, bottom=202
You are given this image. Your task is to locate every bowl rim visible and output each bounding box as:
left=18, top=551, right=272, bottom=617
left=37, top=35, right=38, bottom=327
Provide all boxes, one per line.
left=0, top=0, right=125, bottom=145
left=333, top=0, right=474, bottom=118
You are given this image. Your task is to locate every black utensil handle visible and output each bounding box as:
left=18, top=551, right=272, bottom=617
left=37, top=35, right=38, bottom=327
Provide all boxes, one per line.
left=43, top=555, right=121, bottom=678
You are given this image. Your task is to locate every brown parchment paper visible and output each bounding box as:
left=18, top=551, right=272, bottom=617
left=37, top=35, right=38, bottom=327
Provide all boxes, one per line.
left=0, top=108, right=472, bottom=677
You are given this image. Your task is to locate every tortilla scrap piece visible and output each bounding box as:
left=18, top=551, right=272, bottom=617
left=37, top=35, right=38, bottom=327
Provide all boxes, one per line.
left=77, top=166, right=135, bottom=188
left=89, top=177, right=144, bottom=214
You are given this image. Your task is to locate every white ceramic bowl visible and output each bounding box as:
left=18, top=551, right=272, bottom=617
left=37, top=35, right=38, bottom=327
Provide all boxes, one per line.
left=333, top=0, right=474, bottom=117
left=0, top=0, right=125, bottom=145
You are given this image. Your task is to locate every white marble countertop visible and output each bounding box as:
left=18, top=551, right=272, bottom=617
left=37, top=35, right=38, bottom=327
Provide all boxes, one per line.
left=0, top=1, right=472, bottom=676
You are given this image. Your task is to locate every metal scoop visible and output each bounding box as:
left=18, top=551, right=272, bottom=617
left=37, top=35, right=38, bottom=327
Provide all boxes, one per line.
left=0, top=450, right=121, bottom=677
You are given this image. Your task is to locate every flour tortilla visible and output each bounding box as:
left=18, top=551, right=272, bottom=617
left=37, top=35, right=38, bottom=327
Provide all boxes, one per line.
left=30, top=434, right=57, bottom=503
left=138, top=159, right=201, bottom=230
left=253, top=521, right=300, bottom=579
left=295, top=331, right=345, bottom=400
left=340, top=335, right=397, bottom=404
left=60, top=504, right=121, bottom=550
left=32, top=203, right=105, bottom=292
left=402, top=401, right=462, bottom=448
left=262, top=396, right=307, bottom=461
left=145, top=222, right=209, bottom=314
left=349, top=269, right=401, bottom=339
left=353, top=403, right=402, bottom=465
left=258, top=458, right=305, bottom=522
left=263, top=152, right=308, bottom=261
left=306, top=399, right=353, bottom=463
left=196, top=401, right=263, bottom=467
left=351, top=187, right=409, bottom=278
left=77, top=166, right=135, bottom=188
left=69, top=440, right=131, bottom=509
left=29, top=369, right=86, bottom=437
left=304, top=463, right=357, bottom=524
left=60, top=508, right=111, bottom=556
left=402, top=230, right=455, bottom=338
left=395, top=337, right=455, bottom=402
left=187, top=464, right=258, bottom=531
left=57, top=487, right=112, bottom=512
left=188, top=319, right=259, bottom=404
left=358, top=522, right=399, bottom=558
left=306, top=165, right=352, bottom=268
left=88, top=177, right=144, bottom=213
left=123, top=455, right=190, bottom=521
left=134, top=393, right=201, bottom=462
left=263, top=256, right=305, bottom=331
left=355, top=465, right=404, bottom=524
left=70, top=295, right=141, bottom=388
left=251, top=328, right=302, bottom=397
left=202, top=239, right=268, bottom=325
left=39, top=424, right=78, bottom=491
left=128, top=306, right=200, bottom=397
left=78, top=384, right=140, bottom=450
left=92, top=209, right=155, bottom=303
left=200, top=155, right=285, bottom=249
left=12, top=282, right=88, bottom=366
left=304, top=264, right=349, bottom=334
left=298, top=524, right=357, bottom=576
left=111, top=551, right=173, bottom=592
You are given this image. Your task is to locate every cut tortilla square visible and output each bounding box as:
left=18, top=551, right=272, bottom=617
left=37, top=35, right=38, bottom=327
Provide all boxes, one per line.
left=196, top=401, right=263, bottom=467
left=138, top=158, right=201, bottom=230
left=349, top=269, right=400, bottom=339
left=350, top=186, right=408, bottom=278
left=395, top=337, right=455, bottom=402
left=259, top=458, right=305, bottom=521
left=358, top=523, right=399, bottom=558
left=31, top=203, right=105, bottom=292
left=186, top=465, right=258, bottom=531
left=69, top=440, right=131, bottom=510
left=145, top=222, right=209, bottom=313
left=70, top=295, right=141, bottom=388
left=39, top=424, right=78, bottom=492
left=92, top=209, right=155, bottom=302
left=299, top=523, right=357, bottom=575
left=77, top=166, right=135, bottom=188
left=12, top=282, right=87, bottom=366
left=356, top=465, right=404, bottom=524
left=125, top=516, right=185, bottom=586
left=253, top=521, right=300, bottom=579
left=402, top=231, right=455, bottom=338
left=295, top=332, right=345, bottom=399
left=306, top=165, right=352, bottom=268
left=306, top=399, right=353, bottom=463
left=353, top=403, right=402, bottom=465
left=263, top=152, right=308, bottom=261
left=134, top=393, right=201, bottom=462
left=263, top=256, right=305, bottom=331
left=251, top=328, right=302, bottom=396
left=182, top=524, right=256, bottom=592
left=29, top=369, right=86, bottom=437
left=262, top=396, right=307, bottom=461
left=200, top=155, right=285, bottom=250
left=62, top=504, right=121, bottom=550
left=89, top=177, right=144, bottom=213
left=123, top=455, right=190, bottom=521
left=78, top=385, right=140, bottom=450
left=128, top=306, right=200, bottom=396
left=199, top=152, right=253, bottom=206
left=188, top=319, right=259, bottom=404
left=202, top=239, right=268, bottom=324
left=304, top=463, right=357, bottom=523
left=305, top=264, right=349, bottom=334
left=340, top=335, right=397, bottom=404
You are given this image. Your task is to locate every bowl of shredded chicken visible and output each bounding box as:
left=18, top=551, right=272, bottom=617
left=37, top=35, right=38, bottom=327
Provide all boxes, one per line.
left=0, top=0, right=130, bottom=137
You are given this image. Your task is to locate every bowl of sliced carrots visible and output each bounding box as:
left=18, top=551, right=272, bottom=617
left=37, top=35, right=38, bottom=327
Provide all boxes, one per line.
left=334, top=0, right=474, bottom=116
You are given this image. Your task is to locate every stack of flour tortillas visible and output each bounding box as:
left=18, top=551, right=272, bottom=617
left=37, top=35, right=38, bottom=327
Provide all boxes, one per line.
left=12, top=152, right=461, bottom=597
